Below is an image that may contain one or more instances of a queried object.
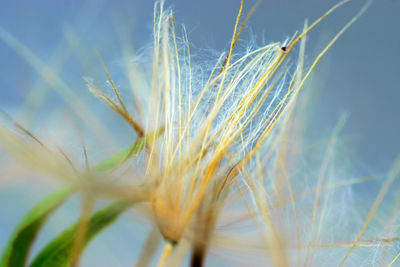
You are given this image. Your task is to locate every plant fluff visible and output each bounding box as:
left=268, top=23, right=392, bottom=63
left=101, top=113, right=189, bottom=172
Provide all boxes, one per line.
left=1, top=0, right=399, bottom=267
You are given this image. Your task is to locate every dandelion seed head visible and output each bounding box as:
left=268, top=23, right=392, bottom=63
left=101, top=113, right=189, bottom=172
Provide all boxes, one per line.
left=2, top=0, right=393, bottom=266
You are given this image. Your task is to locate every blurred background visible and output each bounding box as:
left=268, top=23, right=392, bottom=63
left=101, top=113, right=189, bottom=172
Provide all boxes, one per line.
left=1, top=0, right=399, bottom=172
left=0, top=0, right=399, bottom=266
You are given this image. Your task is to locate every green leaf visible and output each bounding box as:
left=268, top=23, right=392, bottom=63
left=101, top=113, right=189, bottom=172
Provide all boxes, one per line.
left=29, top=200, right=133, bottom=267
left=1, top=136, right=148, bottom=267
left=0, top=186, right=74, bottom=267
left=94, top=138, right=146, bottom=172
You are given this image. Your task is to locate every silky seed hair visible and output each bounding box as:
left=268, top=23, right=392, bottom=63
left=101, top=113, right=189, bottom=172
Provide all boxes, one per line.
left=2, top=0, right=394, bottom=266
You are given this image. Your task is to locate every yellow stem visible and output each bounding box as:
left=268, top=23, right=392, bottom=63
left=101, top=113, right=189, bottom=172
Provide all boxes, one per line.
left=156, top=241, right=174, bottom=267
